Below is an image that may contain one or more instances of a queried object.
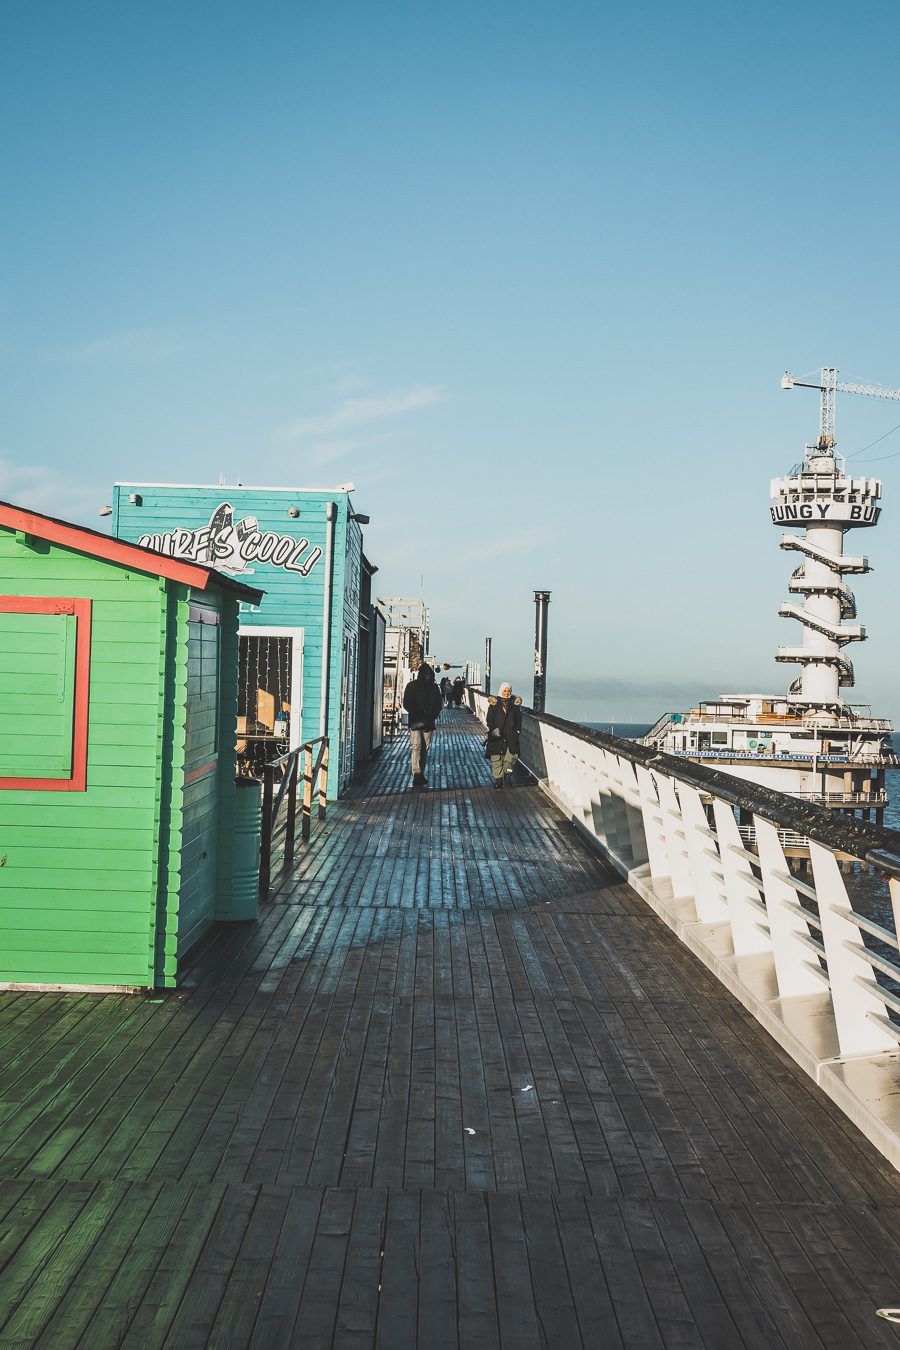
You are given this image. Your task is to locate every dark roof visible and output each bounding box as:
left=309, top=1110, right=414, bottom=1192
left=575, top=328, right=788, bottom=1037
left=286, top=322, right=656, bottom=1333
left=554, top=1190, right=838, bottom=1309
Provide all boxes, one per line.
left=0, top=500, right=265, bottom=605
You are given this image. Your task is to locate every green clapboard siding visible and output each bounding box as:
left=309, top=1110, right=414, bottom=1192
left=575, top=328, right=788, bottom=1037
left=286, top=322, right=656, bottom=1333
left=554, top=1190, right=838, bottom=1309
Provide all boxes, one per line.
left=175, top=599, right=222, bottom=959
left=0, top=529, right=244, bottom=990
left=0, top=611, right=76, bottom=778
left=0, top=531, right=162, bottom=987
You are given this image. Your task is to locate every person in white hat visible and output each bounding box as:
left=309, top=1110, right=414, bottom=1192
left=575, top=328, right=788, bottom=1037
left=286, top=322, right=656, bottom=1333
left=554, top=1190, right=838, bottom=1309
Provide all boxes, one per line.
left=484, top=681, right=522, bottom=788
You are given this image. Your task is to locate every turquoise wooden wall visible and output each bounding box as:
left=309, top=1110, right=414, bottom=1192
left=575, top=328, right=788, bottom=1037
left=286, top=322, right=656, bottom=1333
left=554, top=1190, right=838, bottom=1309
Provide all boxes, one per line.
left=338, top=513, right=363, bottom=790
left=112, top=485, right=364, bottom=790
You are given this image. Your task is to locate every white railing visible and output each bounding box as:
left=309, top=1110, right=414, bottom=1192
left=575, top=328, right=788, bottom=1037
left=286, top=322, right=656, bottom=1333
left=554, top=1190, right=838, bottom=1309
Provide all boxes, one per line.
left=792, top=790, right=888, bottom=805
left=642, top=710, right=679, bottom=742
left=822, top=715, right=895, bottom=732
left=738, top=825, right=809, bottom=848
left=668, top=709, right=894, bottom=733
left=467, top=689, right=900, bottom=1171
left=667, top=747, right=890, bottom=766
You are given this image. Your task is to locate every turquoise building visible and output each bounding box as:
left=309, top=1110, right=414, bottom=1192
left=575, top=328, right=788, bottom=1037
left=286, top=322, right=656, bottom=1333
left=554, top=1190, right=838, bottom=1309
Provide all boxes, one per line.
left=113, top=483, right=371, bottom=794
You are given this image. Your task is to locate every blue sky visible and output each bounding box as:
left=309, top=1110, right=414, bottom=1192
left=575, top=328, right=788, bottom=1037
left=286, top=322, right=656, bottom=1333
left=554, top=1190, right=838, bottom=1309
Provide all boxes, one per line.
left=3, top=1, right=900, bottom=720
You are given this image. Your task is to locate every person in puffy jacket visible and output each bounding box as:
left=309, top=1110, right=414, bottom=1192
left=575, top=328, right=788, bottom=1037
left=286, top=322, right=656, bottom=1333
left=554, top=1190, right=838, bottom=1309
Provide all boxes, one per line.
left=485, top=682, right=522, bottom=788
left=403, top=664, right=443, bottom=788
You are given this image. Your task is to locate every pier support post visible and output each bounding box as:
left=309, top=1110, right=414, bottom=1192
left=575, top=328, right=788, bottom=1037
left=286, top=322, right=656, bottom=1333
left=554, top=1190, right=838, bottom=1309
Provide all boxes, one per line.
left=532, top=590, right=550, bottom=713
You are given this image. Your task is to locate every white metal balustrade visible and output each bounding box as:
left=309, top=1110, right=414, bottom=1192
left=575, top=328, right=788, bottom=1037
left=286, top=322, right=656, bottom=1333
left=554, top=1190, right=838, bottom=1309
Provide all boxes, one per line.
left=738, top=824, right=809, bottom=848
left=467, top=689, right=900, bottom=1170
left=792, top=789, right=888, bottom=805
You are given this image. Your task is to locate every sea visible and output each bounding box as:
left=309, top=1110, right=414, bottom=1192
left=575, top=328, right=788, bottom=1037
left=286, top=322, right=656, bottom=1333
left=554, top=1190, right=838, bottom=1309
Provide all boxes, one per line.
left=583, top=722, right=900, bottom=942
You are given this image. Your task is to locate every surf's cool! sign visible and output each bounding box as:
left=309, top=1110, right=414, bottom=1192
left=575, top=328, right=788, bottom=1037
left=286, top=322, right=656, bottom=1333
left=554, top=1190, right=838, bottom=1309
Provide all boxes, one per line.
left=138, top=502, right=323, bottom=577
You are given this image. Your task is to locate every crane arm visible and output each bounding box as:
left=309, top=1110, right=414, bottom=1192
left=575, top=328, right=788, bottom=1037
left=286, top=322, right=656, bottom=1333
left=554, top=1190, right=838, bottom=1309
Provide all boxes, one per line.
left=781, top=366, right=900, bottom=448
left=834, top=380, right=900, bottom=401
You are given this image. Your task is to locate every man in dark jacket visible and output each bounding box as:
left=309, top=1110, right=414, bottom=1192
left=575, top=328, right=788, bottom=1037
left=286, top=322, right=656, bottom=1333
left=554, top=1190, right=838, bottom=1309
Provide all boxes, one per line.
left=403, top=663, right=443, bottom=788
left=485, top=681, right=522, bottom=787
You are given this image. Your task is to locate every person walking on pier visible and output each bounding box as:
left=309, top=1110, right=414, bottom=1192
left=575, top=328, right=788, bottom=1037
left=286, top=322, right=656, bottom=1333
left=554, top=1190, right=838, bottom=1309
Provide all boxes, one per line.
left=403, top=663, right=443, bottom=788
left=485, top=682, right=522, bottom=787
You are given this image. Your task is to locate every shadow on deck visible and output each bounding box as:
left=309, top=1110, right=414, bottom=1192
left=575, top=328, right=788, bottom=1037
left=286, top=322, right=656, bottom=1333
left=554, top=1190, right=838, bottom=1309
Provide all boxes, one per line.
left=1, top=710, right=900, bottom=1347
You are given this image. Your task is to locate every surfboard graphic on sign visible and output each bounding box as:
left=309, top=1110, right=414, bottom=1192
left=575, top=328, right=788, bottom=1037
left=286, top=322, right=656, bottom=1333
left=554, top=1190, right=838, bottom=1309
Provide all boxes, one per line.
left=138, top=502, right=323, bottom=577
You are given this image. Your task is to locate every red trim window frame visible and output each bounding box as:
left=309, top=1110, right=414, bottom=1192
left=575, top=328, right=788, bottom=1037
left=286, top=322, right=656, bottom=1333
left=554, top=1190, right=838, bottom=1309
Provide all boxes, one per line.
left=0, top=596, right=92, bottom=792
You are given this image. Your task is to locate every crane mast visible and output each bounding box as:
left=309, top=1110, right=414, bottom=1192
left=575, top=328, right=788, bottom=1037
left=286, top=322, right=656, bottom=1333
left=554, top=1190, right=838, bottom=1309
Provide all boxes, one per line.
left=781, top=365, right=900, bottom=450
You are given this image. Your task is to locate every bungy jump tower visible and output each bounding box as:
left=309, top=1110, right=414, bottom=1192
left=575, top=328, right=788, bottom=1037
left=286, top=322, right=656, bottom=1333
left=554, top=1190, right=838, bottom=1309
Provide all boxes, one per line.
left=647, top=367, right=897, bottom=830
left=773, top=369, right=883, bottom=712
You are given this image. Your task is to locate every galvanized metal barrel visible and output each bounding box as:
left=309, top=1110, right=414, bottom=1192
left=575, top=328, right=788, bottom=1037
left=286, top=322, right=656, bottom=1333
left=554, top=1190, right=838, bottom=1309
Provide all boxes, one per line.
left=229, top=776, right=261, bottom=920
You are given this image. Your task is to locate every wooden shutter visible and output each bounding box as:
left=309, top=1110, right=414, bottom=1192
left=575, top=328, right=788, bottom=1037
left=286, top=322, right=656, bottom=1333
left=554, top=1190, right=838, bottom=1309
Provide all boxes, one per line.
left=0, top=611, right=77, bottom=778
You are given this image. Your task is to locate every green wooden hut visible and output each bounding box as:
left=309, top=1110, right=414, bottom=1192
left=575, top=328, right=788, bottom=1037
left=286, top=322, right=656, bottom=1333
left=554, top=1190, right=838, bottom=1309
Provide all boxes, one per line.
left=0, top=499, right=264, bottom=991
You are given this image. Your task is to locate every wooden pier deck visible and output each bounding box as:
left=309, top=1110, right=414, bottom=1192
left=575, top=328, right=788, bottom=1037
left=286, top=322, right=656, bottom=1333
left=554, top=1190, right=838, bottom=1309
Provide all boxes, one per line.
left=2, top=710, right=900, bottom=1347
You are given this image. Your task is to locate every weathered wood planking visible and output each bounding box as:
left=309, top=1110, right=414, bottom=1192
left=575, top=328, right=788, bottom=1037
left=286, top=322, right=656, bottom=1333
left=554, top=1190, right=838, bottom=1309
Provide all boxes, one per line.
left=1, top=710, right=900, bottom=1346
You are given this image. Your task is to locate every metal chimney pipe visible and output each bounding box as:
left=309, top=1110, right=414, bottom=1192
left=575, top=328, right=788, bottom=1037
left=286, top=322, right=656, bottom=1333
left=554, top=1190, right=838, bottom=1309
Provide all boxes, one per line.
left=533, top=591, right=551, bottom=713
left=484, top=637, right=492, bottom=695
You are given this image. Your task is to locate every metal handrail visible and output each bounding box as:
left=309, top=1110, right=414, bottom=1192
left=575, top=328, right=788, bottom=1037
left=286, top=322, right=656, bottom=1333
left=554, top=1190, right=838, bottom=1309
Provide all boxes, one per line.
left=679, top=711, right=808, bottom=725
left=844, top=908, right=900, bottom=952
left=664, top=709, right=894, bottom=732
left=259, top=736, right=330, bottom=901
left=521, top=705, right=900, bottom=879
left=739, top=825, right=810, bottom=848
